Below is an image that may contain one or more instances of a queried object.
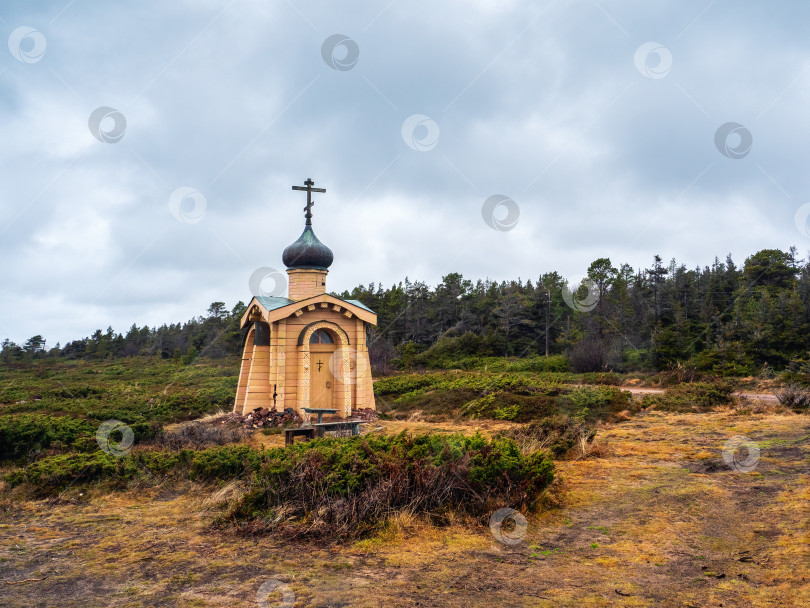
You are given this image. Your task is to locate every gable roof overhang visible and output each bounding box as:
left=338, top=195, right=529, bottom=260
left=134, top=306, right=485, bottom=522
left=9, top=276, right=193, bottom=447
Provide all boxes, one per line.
left=240, top=293, right=377, bottom=328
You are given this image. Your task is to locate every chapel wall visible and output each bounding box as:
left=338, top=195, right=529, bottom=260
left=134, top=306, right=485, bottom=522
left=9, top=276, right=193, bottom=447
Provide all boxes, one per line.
left=287, top=269, right=328, bottom=301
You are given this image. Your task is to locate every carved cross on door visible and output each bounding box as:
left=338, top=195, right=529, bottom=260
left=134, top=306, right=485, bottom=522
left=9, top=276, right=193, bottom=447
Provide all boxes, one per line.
left=316, top=359, right=324, bottom=371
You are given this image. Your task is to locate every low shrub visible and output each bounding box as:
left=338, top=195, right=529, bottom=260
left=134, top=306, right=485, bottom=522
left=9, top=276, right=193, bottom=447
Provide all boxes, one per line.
left=4, top=451, right=140, bottom=492
left=568, top=339, right=605, bottom=373
left=775, top=384, right=810, bottom=411
left=4, top=444, right=267, bottom=494
left=556, top=386, right=634, bottom=421
left=462, top=385, right=631, bottom=423
left=150, top=422, right=250, bottom=450
left=504, top=415, right=596, bottom=458
left=375, top=372, right=632, bottom=423
left=432, top=355, right=570, bottom=373
left=0, top=414, right=97, bottom=460
left=641, top=382, right=734, bottom=412
left=224, top=432, right=555, bottom=538
left=5, top=434, right=556, bottom=539
left=373, top=373, right=450, bottom=396
left=188, top=445, right=265, bottom=480
left=461, top=390, right=560, bottom=422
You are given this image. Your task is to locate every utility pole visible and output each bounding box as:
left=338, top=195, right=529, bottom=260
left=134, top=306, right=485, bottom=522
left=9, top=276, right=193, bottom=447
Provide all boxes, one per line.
left=545, top=288, right=551, bottom=357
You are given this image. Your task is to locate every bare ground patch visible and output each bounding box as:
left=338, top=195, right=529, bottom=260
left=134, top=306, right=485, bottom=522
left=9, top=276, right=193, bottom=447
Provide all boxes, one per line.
left=1, top=413, right=808, bottom=607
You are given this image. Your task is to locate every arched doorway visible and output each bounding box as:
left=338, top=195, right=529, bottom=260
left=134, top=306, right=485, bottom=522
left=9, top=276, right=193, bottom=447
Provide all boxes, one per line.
left=298, top=321, right=352, bottom=416
left=309, top=329, right=337, bottom=409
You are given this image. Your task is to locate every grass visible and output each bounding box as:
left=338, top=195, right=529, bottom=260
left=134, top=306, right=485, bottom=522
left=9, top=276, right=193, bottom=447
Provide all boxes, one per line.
left=374, top=371, right=634, bottom=424
left=1, top=356, right=809, bottom=605
left=2, top=412, right=807, bottom=606
left=0, top=357, right=238, bottom=427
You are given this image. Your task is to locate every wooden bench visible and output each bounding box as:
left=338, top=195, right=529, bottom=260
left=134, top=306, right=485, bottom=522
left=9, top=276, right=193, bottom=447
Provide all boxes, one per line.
left=284, top=426, right=316, bottom=446
left=301, top=407, right=339, bottom=424
left=313, top=421, right=361, bottom=438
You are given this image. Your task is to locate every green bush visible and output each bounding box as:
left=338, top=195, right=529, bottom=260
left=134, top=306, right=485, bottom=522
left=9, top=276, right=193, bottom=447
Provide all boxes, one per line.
left=0, top=414, right=97, bottom=460
left=556, top=386, right=634, bottom=421
left=375, top=372, right=630, bottom=424
left=189, top=445, right=265, bottom=480
left=461, top=385, right=631, bottom=423
left=641, top=382, right=734, bottom=412
left=5, top=451, right=139, bottom=492
left=4, top=444, right=269, bottom=493
left=413, top=354, right=571, bottom=373
left=226, top=432, right=555, bottom=537
left=5, top=433, right=556, bottom=539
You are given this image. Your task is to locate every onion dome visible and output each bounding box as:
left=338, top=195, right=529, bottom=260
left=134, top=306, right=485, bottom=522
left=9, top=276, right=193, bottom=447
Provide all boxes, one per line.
left=282, top=224, right=334, bottom=270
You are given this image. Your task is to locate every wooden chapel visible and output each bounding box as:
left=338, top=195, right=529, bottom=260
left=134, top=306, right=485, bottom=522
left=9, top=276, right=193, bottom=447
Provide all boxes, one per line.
left=233, top=179, right=377, bottom=418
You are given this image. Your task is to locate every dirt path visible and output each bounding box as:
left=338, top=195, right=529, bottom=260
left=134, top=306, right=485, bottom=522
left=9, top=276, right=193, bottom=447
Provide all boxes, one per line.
left=622, top=386, right=780, bottom=402
left=1, top=412, right=808, bottom=607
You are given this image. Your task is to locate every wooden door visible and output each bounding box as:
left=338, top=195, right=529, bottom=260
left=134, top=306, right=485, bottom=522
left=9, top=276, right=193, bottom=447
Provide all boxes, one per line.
left=310, top=344, right=336, bottom=409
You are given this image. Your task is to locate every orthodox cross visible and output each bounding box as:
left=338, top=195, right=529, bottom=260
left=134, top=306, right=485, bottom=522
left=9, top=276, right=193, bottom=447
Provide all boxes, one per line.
left=316, top=360, right=324, bottom=371
left=292, top=178, right=326, bottom=226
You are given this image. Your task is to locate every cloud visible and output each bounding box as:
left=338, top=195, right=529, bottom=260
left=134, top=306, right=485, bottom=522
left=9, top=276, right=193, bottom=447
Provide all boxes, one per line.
left=1, top=0, right=810, bottom=344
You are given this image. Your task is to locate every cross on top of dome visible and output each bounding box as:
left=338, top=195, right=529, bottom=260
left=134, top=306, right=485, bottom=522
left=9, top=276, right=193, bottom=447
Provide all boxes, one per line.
left=291, top=178, right=326, bottom=226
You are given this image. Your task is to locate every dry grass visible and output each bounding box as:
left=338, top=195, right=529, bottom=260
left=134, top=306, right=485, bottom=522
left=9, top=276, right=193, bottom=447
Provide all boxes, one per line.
left=1, top=412, right=808, bottom=607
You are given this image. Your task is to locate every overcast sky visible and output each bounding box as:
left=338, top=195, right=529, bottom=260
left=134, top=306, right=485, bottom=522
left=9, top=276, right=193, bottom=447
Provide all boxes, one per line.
left=2, top=0, right=810, bottom=346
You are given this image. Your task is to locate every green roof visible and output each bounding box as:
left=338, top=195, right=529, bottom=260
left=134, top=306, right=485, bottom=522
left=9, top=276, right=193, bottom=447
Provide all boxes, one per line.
left=253, top=295, right=374, bottom=315
left=255, top=296, right=293, bottom=311
left=343, top=299, right=375, bottom=313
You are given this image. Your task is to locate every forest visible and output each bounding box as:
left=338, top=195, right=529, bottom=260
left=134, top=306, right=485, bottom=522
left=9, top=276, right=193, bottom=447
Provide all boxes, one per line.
left=3, top=247, right=809, bottom=376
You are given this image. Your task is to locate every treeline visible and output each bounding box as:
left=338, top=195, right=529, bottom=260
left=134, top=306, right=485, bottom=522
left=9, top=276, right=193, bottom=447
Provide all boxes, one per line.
left=1, top=302, right=246, bottom=364
left=340, top=247, right=810, bottom=375
left=3, top=248, right=809, bottom=375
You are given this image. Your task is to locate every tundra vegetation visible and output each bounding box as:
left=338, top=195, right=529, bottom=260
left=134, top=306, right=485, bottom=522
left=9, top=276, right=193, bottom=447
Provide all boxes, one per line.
left=2, top=249, right=810, bottom=605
